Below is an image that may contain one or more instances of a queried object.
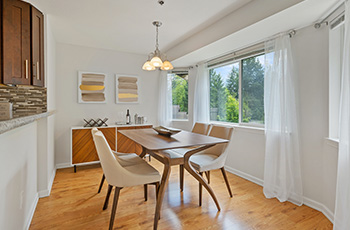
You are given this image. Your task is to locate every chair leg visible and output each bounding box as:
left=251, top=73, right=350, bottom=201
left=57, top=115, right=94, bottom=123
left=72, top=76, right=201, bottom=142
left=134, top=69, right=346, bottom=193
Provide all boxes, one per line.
left=205, top=171, right=210, bottom=184
left=109, top=187, right=122, bottom=230
left=144, top=184, right=148, bottom=201
left=98, top=174, right=105, bottom=193
left=199, top=172, right=203, bottom=206
left=221, top=167, right=233, bottom=197
left=179, top=165, right=184, bottom=192
left=155, top=182, right=159, bottom=200
left=103, top=184, right=113, bottom=210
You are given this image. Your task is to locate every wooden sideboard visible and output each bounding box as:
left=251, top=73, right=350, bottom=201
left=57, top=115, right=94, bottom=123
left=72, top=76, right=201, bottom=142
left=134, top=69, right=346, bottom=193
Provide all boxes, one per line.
left=71, top=124, right=152, bottom=172
left=117, top=125, right=153, bottom=154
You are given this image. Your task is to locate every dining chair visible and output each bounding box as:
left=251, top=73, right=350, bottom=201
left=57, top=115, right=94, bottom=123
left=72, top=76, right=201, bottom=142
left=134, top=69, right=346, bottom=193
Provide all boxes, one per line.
left=91, top=128, right=148, bottom=197
left=189, top=125, right=234, bottom=206
left=92, top=131, right=161, bottom=230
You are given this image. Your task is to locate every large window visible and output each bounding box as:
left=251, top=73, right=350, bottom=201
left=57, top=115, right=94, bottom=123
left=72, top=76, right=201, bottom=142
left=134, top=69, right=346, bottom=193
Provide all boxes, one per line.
left=209, top=53, right=265, bottom=125
left=170, top=72, right=189, bottom=120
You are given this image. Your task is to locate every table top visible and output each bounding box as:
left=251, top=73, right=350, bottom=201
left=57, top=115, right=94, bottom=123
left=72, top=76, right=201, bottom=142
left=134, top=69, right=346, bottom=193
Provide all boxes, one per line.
left=118, top=128, right=228, bottom=151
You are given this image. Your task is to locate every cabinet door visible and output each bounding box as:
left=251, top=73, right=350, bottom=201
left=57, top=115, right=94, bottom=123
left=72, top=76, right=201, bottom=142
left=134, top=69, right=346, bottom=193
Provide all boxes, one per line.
left=117, top=127, right=136, bottom=153
left=31, top=6, right=44, bottom=86
left=72, top=128, right=116, bottom=164
left=3, top=0, right=31, bottom=85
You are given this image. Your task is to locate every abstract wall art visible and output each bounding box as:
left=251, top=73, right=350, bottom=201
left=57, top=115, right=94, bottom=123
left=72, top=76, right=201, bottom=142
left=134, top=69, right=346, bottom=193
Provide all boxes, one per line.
left=78, top=71, right=106, bottom=103
left=116, top=75, right=139, bottom=103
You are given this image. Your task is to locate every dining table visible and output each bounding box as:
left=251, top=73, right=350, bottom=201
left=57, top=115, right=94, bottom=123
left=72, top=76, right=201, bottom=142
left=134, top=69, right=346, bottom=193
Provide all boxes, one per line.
left=118, top=128, right=229, bottom=230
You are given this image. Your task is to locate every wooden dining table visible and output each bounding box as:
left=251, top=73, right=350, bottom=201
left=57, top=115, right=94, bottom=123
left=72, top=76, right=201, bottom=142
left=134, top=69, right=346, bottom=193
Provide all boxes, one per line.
left=118, top=128, right=229, bottom=230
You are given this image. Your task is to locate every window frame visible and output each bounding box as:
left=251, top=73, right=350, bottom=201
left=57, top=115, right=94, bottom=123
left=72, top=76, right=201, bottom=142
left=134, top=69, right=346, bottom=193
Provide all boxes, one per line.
left=208, top=51, right=265, bottom=127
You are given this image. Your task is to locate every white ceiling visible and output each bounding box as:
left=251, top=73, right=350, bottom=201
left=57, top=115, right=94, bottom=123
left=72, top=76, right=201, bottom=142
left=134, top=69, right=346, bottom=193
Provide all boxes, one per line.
left=30, top=0, right=252, bottom=55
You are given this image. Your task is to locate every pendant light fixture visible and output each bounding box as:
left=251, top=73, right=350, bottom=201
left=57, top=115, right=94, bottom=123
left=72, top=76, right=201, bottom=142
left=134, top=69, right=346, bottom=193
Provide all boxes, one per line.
left=142, top=21, right=173, bottom=71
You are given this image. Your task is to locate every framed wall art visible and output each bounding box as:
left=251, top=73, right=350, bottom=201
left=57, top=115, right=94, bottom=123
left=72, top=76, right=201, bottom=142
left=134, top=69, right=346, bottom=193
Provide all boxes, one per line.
left=78, top=71, right=106, bottom=103
left=115, top=74, right=139, bottom=104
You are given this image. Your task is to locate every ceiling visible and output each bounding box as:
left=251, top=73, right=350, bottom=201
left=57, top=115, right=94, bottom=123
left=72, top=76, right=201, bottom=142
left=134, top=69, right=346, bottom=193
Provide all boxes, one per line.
left=30, top=0, right=252, bottom=55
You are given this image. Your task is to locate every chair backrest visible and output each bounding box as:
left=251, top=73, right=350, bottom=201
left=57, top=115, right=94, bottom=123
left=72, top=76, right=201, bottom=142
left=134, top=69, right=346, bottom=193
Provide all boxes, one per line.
left=192, top=122, right=211, bottom=135
left=204, top=125, right=234, bottom=157
left=92, top=131, right=130, bottom=187
left=91, top=127, right=99, bottom=135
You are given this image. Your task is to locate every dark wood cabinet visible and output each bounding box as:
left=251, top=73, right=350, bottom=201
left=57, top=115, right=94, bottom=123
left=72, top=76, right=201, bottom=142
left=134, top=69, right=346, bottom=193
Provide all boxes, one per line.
left=31, top=6, right=44, bottom=86
left=1, top=0, right=44, bottom=86
left=2, top=0, right=31, bottom=85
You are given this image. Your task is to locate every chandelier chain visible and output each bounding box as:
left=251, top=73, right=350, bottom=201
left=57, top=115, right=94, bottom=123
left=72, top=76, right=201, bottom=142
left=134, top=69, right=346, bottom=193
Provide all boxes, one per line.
left=155, top=25, right=159, bottom=50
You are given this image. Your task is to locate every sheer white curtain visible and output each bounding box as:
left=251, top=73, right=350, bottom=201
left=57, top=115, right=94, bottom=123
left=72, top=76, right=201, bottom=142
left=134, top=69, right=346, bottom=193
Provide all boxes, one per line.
left=334, top=2, right=350, bottom=229
left=193, top=63, right=210, bottom=123
left=263, top=34, right=303, bottom=205
left=158, top=71, right=172, bottom=126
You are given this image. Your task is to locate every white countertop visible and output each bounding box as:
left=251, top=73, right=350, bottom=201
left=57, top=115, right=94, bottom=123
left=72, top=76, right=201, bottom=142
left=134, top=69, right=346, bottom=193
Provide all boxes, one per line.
left=71, top=123, right=153, bottom=130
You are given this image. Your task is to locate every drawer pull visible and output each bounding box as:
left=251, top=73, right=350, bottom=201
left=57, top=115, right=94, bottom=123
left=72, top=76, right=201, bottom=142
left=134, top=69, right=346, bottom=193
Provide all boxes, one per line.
left=37, top=62, right=40, bottom=80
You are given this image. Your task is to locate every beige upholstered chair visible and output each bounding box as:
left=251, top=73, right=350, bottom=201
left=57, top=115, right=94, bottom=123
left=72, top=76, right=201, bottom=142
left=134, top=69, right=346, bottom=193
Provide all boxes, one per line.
left=190, top=125, right=234, bottom=206
left=91, top=128, right=146, bottom=194
left=92, top=131, right=161, bottom=230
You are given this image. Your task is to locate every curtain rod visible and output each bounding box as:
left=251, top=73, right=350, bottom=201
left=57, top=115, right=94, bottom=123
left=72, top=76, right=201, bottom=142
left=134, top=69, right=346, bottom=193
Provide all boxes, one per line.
left=314, top=2, right=345, bottom=29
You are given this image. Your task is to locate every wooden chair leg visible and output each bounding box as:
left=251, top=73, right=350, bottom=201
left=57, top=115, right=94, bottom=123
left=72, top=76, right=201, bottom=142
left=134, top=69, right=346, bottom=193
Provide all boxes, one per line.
left=144, top=184, right=148, bottom=201
left=199, top=172, right=203, bottom=206
left=98, top=174, right=105, bottom=193
left=205, top=171, right=210, bottom=184
left=103, top=185, right=113, bottom=210
left=109, top=187, right=122, bottom=230
left=221, top=167, right=233, bottom=197
left=155, top=182, right=159, bottom=200
left=179, top=165, right=184, bottom=192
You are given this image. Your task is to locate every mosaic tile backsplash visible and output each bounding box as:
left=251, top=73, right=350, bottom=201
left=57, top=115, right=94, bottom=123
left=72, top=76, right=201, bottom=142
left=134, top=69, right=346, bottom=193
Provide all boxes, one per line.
left=0, top=85, right=47, bottom=118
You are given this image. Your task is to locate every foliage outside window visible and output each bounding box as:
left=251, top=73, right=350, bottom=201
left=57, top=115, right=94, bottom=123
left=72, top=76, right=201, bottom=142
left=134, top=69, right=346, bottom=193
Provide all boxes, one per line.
left=209, top=54, right=265, bottom=125
left=170, top=73, right=188, bottom=120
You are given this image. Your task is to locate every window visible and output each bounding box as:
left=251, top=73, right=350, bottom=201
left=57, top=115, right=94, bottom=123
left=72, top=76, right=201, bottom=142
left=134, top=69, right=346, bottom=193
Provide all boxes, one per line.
left=209, top=53, right=265, bottom=125
left=170, top=72, right=189, bottom=120
left=329, top=14, right=345, bottom=140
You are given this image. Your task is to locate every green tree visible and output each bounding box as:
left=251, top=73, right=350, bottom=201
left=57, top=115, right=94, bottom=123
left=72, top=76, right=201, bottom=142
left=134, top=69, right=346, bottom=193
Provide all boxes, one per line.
left=226, top=94, right=239, bottom=123
left=210, top=69, right=227, bottom=121
left=241, top=56, right=265, bottom=123
left=226, top=65, right=239, bottom=100
left=172, top=75, right=188, bottom=113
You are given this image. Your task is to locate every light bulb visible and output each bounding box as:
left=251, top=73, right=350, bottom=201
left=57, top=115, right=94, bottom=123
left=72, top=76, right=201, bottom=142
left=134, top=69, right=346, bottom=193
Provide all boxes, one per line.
left=160, top=60, right=173, bottom=70
left=142, top=61, right=155, bottom=71
left=150, top=56, right=163, bottom=67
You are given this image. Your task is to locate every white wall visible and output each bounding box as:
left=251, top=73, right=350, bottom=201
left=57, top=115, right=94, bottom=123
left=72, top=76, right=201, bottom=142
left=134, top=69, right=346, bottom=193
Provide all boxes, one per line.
left=294, top=25, right=338, bottom=220
left=55, top=43, right=159, bottom=166
left=0, top=123, right=38, bottom=230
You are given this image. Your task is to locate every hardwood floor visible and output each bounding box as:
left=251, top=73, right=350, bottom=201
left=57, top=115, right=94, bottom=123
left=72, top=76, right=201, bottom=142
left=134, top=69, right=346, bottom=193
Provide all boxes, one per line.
left=30, top=160, right=333, bottom=230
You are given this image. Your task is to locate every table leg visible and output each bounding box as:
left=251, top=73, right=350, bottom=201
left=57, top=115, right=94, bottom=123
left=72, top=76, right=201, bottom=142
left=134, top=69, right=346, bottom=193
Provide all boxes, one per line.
left=153, top=156, right=171, bottom=230
left=183, top=145, right=221, bottom=212
left=139, top=146, right=147, bottom=158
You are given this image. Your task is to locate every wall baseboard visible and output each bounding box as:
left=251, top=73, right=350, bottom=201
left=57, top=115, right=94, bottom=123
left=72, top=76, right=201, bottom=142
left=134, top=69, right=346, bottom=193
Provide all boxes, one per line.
left=303, top=197, right=334, bottom=224
left=225, top=165, right=264, bottom=186
left=56, top=162, right=72, bottom=169
left=224, top=165, right=334, bottom=224
left=38, top=167, right=57, bottom=198
left=24, top=193, right=39, bottom=230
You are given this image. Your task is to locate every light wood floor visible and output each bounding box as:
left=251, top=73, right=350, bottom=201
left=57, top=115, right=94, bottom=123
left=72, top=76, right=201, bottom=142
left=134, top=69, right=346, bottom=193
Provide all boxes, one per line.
left=30, top=160, right=333, bottom=230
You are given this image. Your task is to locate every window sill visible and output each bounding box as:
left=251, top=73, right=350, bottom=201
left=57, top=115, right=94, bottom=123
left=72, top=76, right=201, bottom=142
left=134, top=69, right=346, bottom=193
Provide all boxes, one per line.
left=210, top=121, right=265, bottom=135
left=172, top=119, right=189, bottom=122
left=325, top=137, right=339, bottom=149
